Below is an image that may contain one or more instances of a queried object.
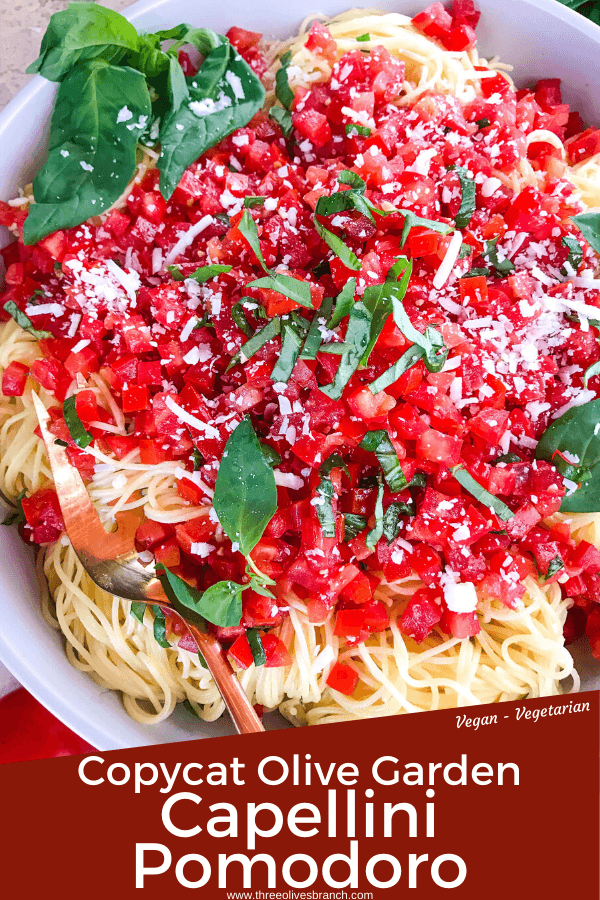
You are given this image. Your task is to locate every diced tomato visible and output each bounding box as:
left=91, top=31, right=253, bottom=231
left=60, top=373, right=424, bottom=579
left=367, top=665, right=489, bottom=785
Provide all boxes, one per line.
left=175, top=515, right=218, bottom=558
left=104, top=435, right=139, bottom=460
left=440, top=609, right=481, bottom=638
left=122, top=385, right=150, bottom=414
left=399, top=588, right=443, bottom=643
left=292, top=110, right=332, bottom=148
left=227, top=26, right=262, bottom=52
left=305, top=22, right=337, bottom=64
left=138, top=439, right=172, bottom=465
left=346, top=387, right=395, bottom=421
left=154, top=538, right=181, bottom=568
left=74, top=389, right=99, bottom=424
left=412, top=3, right=453, bottom=41
left=566, top=128, right=600, bottom=164
left=326, top=661, right=359, bottom=695
left=2, top=361, right=29, bottom=396
left=229, top=632, right=291, bottom=669
left=416, top=429, right=462, bottom=466
left=20, top=488, right=64, bottom=545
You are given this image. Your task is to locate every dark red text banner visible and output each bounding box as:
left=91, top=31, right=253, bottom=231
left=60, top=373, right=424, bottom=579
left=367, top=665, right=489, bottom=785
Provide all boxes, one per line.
left=1, top=692, right=598, bottom=898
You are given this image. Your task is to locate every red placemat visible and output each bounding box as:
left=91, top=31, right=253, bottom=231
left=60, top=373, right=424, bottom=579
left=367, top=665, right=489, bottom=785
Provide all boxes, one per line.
left=0, top=688, right=96, bottom=763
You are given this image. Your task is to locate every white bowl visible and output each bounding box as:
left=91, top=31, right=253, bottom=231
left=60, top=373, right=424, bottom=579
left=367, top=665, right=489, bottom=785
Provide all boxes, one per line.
left=1, top=0, right=599, bottom=749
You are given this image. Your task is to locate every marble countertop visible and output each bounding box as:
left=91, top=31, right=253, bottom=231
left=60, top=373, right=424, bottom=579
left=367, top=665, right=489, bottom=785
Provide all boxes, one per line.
left=0, top=0, right=130, bottom=111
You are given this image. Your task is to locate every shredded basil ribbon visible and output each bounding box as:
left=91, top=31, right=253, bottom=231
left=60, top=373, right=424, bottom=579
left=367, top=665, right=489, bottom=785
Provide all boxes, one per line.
left=451, top=466, right=514, bottom=521
left=360, top=430, right=407, bottom=493
left=62, top=394, right=94, bottom=449
left=3, top=300, right=52, bottom=340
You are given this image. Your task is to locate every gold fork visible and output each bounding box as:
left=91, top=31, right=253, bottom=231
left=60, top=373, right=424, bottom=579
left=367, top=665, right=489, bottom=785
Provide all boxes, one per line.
left=31, top=392, right=264, bottom=735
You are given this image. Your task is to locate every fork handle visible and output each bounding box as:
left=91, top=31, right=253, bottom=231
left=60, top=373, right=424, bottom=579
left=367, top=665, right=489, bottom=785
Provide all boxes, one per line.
left=190, top=626, right=265, bottom=734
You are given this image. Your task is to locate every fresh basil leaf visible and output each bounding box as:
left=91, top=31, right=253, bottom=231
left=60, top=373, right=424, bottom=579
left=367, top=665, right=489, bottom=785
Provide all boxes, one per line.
left=571, top=212, right=600, bottom=256
left=320, top=301, right=372, bottom=400
left=545, top=556, right=565, bottom=579
left=451, top=465, right=514, bottom=521
left=130, top=601, right=147, bottom=624
left=463, top=267, right=491, bottom=278
left=188, top=264, right=232, bottom=283
left=192, top=447, right=204, bottom=470
left=231, top=317, right=280, bottom=368
left=329, top=279, right=357, bottom=328
left=167, top=265, right=185, bottom=281
left=151, top=605, right=172, bottom=648
left=458, top=243, right=472, bottom=259
left=238, top=209, right=268, bottom=270
left=26, top=3, right=140, bottom=82
left=165, top=52, right=190, bottom=111
left=244, top=196, right=266, bottom=208
left=360, top=430, right=407, bottom=492
left=343, top=512, right=367, bottom=541
left=133, top=35, right=171, bottom=78
left=247, top=274, right=314, bottom=309
left=269, top=105, right=293, bottom=138
left=271, top=319, right=304, bottom=383
left=360, top=258, right=412, bottom=366
left=62, top=395, right=94, bottom=449
left=247, top=628, right=267, bottom=666
left=213, top=416, right=277, bottom=555
left=300, top=296, right=334, bottom=360
left=345, top=124, right=371, bottom=137
left=176, top=27, right=229, bottom=55
left=315, top=475, right=336, bottom=537
left=231, top=301, right=255, bottom=338
left=319, top=453, right=350, bottom=477
left=3, top=300, right=52, bottom=339
left=561, top=234, right=584, bottom=275
left=535, top=398, right=600, bottom=512
left=476, top=117, right=490, bottom=128
left=483, top=238, right=515, bottom=276
left=400, top=210, right=453, bottom=247
left=2, top=489, right=27, bottom=528
left=275, top=50, right=294, bottom=109
left=408, top=471, right=427, bottom=489
left=249, top=580, right=276, bottom=599
left=584, top=359, right=600, bottom=388
left=158, top=42, right=265, bottom=199
left=391, top=299, right=447, bottom=373
left=366, top=477, right=385, bottom=549
left=23, top=61, right=151, bottom=245
left=338, top=170, right=367, bottom=191
left=159, top=566, right=243, bottom=628
left=422, top=326, right=448, bottom=373
left=320, top=342, right=352, bottom=355
left=368, top=344, right=424, bottom=394
left=314, top=219, right=362, bottom=271
left=357, top=32, right=370, bottom=41
left=449, top=165, right=476, bottom=229
left=261, top=444, right=282, bottom=468
left=315, top=190, right=375, bottom=224
left=383, top=499, right=415, bottom=543
left=493, top=452, right=521, bottom=465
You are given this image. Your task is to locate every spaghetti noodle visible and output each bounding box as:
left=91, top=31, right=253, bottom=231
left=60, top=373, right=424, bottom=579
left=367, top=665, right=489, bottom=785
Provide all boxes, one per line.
left=1, top=6, right=598, bottom=727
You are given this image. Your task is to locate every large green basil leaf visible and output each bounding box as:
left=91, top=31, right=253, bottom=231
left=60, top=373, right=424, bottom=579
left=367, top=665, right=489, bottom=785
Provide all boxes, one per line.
left=535, top=399, right=600, bottom=512
left=571, top=212, right=600, bottom=256
left=158, top=43, right=265, bottom=199
left=213, top=417, right=277, bottom=555
left=26, top=2, right=140, bottom=82
left=159, top=567, right=243, bottom=628
left=23, top=60, right=151, bottom=245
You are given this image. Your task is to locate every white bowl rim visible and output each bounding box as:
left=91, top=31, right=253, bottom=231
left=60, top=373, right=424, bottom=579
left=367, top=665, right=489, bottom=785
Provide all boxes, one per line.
left=1, top=0, right=600, bottom=749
